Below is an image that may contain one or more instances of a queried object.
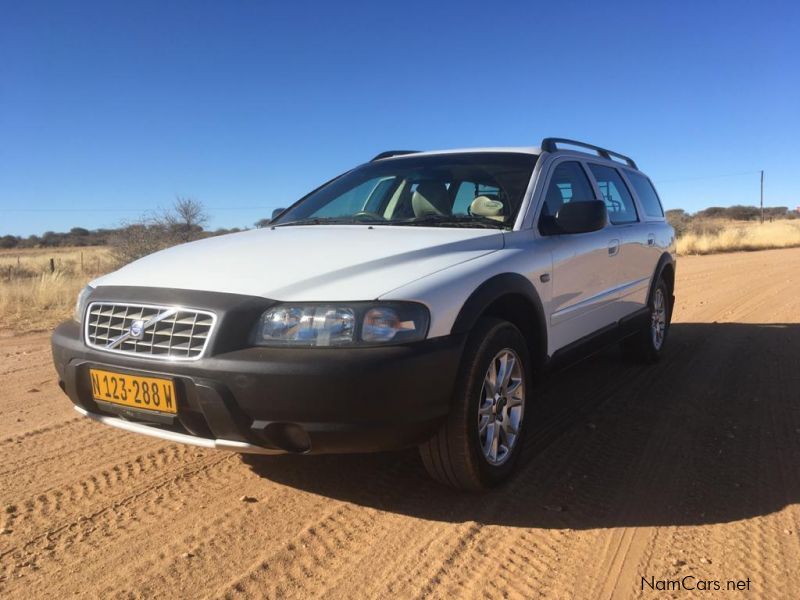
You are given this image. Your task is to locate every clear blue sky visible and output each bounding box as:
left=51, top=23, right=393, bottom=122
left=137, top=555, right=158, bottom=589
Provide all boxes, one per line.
left=2, top=0, right=798, bottom=236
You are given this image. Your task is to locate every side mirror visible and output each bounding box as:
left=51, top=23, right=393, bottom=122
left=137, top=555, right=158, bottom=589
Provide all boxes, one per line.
left=555, top=200, right=607, bottom=234
left=271, top=208, right=286, bottom=220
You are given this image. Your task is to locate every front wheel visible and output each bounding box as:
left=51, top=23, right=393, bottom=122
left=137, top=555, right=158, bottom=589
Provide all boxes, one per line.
left=419, top=317, right=532, bottom=490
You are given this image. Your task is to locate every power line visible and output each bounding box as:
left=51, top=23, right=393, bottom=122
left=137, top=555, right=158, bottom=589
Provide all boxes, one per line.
left=0, top=205, right=282, bottom=213
left=653, top=170, right=762, bottom=184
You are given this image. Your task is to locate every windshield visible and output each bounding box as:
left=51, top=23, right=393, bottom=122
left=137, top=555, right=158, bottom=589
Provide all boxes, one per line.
left=273, top=152, right=537, bottom=229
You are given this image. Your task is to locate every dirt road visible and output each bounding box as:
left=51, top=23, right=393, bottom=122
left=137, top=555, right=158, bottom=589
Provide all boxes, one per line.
left=2, top=248, right=800, bottom=599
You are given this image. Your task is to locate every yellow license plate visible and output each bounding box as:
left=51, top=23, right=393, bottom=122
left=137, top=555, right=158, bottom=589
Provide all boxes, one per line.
left=89, top=368, right=177, bottom=414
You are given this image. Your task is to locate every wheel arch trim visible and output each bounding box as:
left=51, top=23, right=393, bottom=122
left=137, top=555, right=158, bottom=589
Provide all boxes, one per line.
left=450, top=273, right=548, bottom=367
left=649, top=252, right=676, bottom=317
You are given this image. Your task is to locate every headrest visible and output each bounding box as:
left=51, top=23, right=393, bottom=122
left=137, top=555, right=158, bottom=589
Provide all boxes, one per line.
left=412, top=181, right=450, bottom=217
left=545, top=181, right=566, bottom=214
left=469, top=196, right=505, bottom=221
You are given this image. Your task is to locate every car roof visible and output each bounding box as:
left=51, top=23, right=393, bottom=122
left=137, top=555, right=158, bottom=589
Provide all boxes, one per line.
left=374, top=146, right=643, bottom=173
left=374, top=137, right=641, bottom=170
left=402, top=146, right=541, bottom=157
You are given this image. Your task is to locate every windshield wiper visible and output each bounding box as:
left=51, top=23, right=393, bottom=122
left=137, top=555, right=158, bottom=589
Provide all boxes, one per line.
left=394, top=214, right=507, bottom=229
left=274, top=214, right=507, bottom=229
left=273, top=216, right=384, bottom=228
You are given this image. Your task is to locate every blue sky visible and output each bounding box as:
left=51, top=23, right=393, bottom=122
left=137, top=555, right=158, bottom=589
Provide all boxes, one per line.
left=1, top=0, right=798, bottom=236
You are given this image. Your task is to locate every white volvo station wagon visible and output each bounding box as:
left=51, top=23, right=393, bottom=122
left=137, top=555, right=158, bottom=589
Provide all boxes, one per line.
left=52, top=138, right=675, bottom=489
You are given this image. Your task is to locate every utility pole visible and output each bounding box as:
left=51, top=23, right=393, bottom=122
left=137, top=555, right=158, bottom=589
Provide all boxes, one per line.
left=760, top=170, right=764, bottom=223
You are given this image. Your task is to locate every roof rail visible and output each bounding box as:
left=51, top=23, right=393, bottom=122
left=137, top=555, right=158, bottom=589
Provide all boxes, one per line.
left=370, top=150, right=421, bottom=161
left=540, top=137, right=637, bottom=169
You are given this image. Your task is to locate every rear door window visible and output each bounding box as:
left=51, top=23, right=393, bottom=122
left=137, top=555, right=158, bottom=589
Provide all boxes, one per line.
left=587, top=164, right=639, bottom=225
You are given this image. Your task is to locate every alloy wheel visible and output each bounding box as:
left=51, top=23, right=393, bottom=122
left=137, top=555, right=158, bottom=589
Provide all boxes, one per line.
left=478, top=348, right=525, bottom=466
left=651, top=287, right=667, bottom=350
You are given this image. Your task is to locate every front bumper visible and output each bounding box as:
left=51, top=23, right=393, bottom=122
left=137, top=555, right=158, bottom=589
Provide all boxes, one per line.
left=52, top=319, right=465, bottom=455
left=72, top=405, right=280, bottom=453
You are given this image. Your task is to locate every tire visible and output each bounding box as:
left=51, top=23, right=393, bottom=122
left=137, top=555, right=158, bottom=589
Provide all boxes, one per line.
left=621, top=276, right=671, bottom=363
left=419, top=317, right=532, bottom=490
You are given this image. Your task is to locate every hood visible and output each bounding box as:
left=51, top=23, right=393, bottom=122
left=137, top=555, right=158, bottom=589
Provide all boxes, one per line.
left=94, top=225, right=504, bottom=301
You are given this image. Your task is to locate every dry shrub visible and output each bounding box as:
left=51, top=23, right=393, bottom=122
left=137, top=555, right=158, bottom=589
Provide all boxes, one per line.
left=677, top=220, right=800, bottom=255
left=685, top=218, right=726, bottom=237
left=0, top=271, right=88, bottom=331
left=110, top=198, right=208, bottom=265
left=108, top=223, right=173, bottom=266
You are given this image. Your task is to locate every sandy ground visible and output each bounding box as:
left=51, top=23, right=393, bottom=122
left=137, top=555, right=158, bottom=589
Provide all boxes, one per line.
left=1, top=247, right=800, bottom=599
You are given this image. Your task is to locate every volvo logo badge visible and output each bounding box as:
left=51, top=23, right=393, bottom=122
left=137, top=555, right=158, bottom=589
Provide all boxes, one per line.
left=106, top=308, right=177, bottom=350
left=129, top=320, right=145, bottom=340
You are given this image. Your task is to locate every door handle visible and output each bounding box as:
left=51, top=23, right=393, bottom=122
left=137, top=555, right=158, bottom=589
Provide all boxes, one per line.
left=647, top=234, right=656, bottom=247
left=608, top=239, right=620, bottom=256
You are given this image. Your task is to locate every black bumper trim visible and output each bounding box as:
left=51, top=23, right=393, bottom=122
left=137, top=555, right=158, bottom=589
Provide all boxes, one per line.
left=53, top=310, right=466, bottom=454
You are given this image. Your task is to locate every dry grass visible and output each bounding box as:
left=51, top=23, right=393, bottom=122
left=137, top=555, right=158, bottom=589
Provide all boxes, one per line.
left=0, top=246, right=114, bottom=278
left=677, top=219, right=800, bottom=255
left=0, top=246, right=115, bottom=332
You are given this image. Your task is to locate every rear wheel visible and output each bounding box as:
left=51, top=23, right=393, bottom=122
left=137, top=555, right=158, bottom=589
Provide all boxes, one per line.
left=419, top=317, right=532, bottom=490
left=621, top=276, right=671, bottom=363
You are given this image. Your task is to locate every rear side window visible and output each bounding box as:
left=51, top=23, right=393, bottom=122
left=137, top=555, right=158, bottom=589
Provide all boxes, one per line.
left=588, top=164, right=638, bottom=224
left=626, top=171, right=664, bottom=218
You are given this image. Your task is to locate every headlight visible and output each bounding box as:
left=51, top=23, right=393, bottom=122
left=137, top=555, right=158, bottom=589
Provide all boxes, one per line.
left=74, top=285, right=94, bottom=323
left=252, top=302, right=429, bottom=347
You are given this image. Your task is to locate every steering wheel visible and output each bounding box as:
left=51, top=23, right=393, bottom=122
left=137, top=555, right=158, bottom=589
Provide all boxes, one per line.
left=352, top=211, right=386, bottom=221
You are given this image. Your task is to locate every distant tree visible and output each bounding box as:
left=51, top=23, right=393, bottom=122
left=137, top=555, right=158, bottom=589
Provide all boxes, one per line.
left=764, top=206, right=789, bottom=218
left=92, top=229, right=113, bottom=245
left=0, top=235, right=19, bottom=249
left=696, top=206, right=726, bottom=219
left=40, top=231, right=62, bottom=247
left=162, top=197, right=208, bottom=243
left=254, top=218, right=271, bottom=228
left=70, top=227, right=90, bottom=236
left=725, top=205, right=760, bottom=221
left=213, top=227, right=243, bottom=235
left=665, top=209, right=692, bottom=237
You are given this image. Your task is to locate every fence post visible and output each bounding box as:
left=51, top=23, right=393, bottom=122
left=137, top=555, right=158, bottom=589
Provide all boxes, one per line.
left=49, top=258, right=55, bottom=273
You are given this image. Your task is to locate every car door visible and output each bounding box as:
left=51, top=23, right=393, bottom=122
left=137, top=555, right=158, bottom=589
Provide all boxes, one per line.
left=587, top=163, right=650, bottom=320
left=537, top=159, right=623, bottom=351
left=621, top=167, right=671, bottom=292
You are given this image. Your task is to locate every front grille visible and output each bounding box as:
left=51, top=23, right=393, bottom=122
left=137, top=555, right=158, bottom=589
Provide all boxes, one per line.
left=85, top=302, right=216, bottom=360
